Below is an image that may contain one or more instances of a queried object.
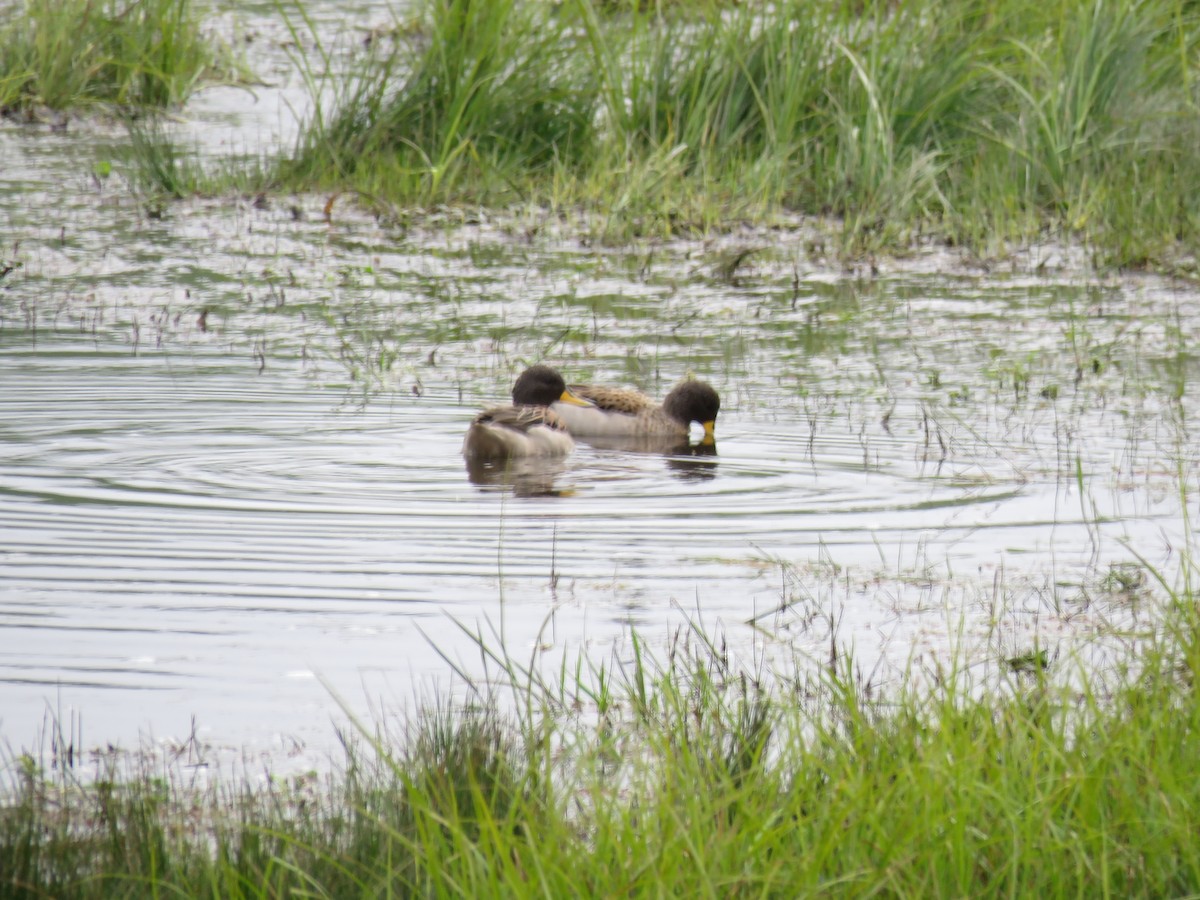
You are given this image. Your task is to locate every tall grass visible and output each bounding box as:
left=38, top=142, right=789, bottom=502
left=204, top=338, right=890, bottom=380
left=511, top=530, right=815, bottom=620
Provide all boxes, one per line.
left=0, top=0, right=230, bottom=114
left=281, top=0, right=597, bottom=205
left=5, top=587, right=1200, bottom=897
left=274, top=0, right=1199, bottom=264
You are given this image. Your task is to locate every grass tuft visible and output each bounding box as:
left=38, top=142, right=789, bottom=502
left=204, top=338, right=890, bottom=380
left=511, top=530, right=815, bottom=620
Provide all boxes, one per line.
left=0, top=0, right=236, bottom=114
left=122, top=116, right=208, bottom=207
left=280, top=0, right=596, bottom=206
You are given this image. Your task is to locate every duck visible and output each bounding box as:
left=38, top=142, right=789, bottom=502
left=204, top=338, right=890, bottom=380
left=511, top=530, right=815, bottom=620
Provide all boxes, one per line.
left=462, top=365, right=593, bottom=460
left=550, top=377, right=720, bottom=441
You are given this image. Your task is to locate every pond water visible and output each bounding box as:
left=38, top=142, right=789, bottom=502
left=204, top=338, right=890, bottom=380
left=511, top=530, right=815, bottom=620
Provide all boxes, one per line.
left=2, top=3, right=1198, bottom=775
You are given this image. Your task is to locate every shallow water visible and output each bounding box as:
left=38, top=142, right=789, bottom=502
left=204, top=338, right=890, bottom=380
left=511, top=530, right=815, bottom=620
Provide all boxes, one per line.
left=2, top=3, right=1198, bottom=774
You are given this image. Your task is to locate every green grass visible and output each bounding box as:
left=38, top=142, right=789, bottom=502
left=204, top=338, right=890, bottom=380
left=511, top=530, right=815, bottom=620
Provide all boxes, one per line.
left=269, top=0, right=1200, bottom=266
left=5, top=585, right=1200, bottom=897
left=277, top=0, right=596, bottom=208
left=0, top=0, right=233, bottom=114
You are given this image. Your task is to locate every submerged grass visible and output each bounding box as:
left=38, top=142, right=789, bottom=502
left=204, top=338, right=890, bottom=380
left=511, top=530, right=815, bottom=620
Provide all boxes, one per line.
left=269, top=0, right=1199, bottom=266
left=5, top=583, right=1200, bottom=896
left=0, top=0, right=233, bottom=114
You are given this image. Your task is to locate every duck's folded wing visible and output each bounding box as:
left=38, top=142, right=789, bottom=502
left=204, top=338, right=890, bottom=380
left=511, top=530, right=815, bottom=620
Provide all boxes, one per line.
left=568, top=384, right=654, bottom=414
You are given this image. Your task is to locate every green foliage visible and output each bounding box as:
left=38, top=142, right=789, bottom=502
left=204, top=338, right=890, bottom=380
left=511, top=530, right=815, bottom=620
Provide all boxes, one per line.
left=7, top=588, right=1200, bottom=897
left=122, top=116, right=207, bottom=205
left=0, top=0, right=229, bottom=113
left=283, top=0, right=596, bottom=204
left=275, top=0, right=1200, bottom=265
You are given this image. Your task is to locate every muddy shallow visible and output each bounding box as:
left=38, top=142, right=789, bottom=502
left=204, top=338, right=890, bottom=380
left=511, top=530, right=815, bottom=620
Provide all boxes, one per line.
left=1, top=3, right=1197, bottom=774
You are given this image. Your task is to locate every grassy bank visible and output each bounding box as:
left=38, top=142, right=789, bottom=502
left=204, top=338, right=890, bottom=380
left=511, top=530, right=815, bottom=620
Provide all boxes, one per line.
left=274, top=0, right=1199, bottom=266
left=0, top=0, right=231, bottom=114
left=5, top=592, right=1200, bottom=897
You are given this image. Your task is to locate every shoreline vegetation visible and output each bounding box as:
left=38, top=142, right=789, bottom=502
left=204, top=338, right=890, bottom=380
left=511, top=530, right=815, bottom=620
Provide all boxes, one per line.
left=276, top=0, right=1199, bottom=266
left=4, top=0, right=1196, bottom=268
left=5, top=588, right=1200, bottom=896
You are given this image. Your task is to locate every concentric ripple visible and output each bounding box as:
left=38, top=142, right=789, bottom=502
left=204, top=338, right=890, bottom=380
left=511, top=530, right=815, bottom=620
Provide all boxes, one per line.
left=1, top=335, right=1183, bottom=762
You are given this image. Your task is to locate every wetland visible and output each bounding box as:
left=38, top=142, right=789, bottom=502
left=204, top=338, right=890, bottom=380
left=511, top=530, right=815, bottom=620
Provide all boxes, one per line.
left=2, top=0, right=1200, bottom=894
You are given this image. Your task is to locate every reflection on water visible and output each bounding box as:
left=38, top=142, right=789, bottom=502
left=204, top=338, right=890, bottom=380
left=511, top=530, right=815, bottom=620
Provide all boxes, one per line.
left=665, top=440, right=719, bottom=483
left=574, top=433, right=720, bottom=483
left=465, top=456, right=573, bottom=497
left=464, top=433, right=720, bottom=495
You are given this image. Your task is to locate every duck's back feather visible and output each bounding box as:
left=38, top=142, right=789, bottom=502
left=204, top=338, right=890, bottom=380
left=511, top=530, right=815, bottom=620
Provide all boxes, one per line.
left=568, top=385, right=656, bottom=415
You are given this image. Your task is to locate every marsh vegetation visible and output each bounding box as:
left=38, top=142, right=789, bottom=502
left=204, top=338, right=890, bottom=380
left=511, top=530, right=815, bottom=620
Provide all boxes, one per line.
left=274, top=0, right=1200, bottom=266
left=11, top=0, right=1195, bottom=266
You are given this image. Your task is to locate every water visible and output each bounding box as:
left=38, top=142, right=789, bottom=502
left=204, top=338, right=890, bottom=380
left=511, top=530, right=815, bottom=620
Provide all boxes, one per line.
left=1, top=4, right=1197, bottom=773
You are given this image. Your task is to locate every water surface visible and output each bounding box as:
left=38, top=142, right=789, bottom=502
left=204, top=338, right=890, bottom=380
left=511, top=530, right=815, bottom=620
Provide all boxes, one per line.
left=1, top=1, right=1197, bottom=773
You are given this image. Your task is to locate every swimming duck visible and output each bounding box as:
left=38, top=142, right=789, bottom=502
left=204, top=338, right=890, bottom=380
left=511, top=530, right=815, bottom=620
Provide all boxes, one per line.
left=551, top=377, right=720, bottom=441
left=462, top=365, right=593, bottom=460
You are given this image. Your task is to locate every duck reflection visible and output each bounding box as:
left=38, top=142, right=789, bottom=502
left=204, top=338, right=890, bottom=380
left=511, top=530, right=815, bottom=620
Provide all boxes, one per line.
left=664, top=439, right=719, bottom=482
left=464, top=455, right=574, bottom=498
left=576, top=434, right=719, bottom=482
